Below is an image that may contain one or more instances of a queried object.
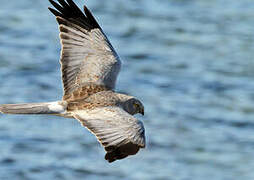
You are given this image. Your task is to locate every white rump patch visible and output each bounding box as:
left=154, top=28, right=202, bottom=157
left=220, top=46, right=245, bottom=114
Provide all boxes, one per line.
left=48, top=102, right=66, bottom=113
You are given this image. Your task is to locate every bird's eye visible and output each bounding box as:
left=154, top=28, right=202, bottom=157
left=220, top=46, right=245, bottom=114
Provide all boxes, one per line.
left=133, top=103, right=139, bottom=109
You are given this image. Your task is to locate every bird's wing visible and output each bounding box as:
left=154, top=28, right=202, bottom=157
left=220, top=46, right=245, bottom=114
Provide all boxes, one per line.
left=48, top=0, right=121, bottom=101
left=72, top=106, right=146, bottom=163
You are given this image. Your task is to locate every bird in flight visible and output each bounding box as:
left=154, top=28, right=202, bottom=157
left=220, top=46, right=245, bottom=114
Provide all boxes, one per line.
left=0, top=0, right=146, bottom=163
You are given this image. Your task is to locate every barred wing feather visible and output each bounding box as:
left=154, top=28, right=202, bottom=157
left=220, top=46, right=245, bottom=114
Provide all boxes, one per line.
left=49, top=0, right=121, bottom=99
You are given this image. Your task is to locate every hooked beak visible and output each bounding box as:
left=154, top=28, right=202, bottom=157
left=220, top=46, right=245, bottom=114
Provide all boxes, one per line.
left=140, top=108, right=144, bottom=116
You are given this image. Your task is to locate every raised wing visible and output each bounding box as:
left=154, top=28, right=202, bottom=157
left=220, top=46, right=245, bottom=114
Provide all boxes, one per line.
left=48, top=0, right=121, bottom=100
left=73, top=107, right=146, bottom=163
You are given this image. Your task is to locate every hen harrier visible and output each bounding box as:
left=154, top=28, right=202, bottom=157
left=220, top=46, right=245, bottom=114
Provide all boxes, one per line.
left=0, top=0, right=145, bottom=163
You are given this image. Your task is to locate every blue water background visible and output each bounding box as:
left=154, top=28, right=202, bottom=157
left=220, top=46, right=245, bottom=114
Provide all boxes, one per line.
left=0, top=0, right=254, bottom=179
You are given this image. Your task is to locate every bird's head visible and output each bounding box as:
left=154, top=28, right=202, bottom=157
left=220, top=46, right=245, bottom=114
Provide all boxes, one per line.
left=124, top=98, right=144, bottom=116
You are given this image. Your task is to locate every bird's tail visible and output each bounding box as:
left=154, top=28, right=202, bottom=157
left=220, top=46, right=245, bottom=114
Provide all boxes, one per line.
left=0, top=101, right=67, bottom=115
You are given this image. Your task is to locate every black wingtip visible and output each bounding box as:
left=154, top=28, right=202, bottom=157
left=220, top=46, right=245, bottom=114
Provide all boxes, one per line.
left=48, top=7, right=62, bottom=17
left=48, top=0, right=101, bottom=31
left=104, top=143, right=140, bottom=163
left=83, top=5, right=101, bottom=30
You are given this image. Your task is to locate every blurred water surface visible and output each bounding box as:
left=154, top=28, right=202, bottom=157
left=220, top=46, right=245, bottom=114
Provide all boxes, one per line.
left=0, top=0, right=254, bottom=179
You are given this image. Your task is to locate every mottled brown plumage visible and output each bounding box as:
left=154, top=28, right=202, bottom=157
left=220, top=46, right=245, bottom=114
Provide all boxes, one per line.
left=66, top=91, right=137, bottom=111
left=63, top=84, right=110, bottom=101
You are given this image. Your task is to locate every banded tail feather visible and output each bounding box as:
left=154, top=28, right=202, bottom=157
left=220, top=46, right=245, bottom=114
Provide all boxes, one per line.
left=0, top=101, right=67, bottom=115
